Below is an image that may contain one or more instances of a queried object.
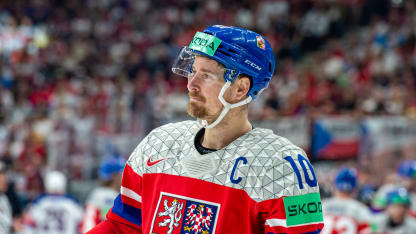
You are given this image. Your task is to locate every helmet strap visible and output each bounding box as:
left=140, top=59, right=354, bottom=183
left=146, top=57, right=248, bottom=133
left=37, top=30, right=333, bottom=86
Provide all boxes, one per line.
left=197, top=81, right=252, bottom=129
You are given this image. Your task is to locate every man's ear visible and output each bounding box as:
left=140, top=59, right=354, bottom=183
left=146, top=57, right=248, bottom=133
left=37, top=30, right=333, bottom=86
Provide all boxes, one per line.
left=233, top=75, right=251, bottom=101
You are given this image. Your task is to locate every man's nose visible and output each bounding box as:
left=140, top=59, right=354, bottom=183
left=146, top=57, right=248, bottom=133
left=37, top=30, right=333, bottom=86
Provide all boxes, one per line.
left=187, top=73, right=200, bottom=92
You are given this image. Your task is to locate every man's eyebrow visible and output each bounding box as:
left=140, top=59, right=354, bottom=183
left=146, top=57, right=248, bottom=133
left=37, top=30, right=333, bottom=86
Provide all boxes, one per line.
left=196, top=67, right=225, bottom=77
left=199, top=68, right=217, bottom=74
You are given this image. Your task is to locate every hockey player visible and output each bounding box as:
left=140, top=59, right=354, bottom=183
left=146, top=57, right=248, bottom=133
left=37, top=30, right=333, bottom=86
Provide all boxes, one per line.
left=88, top=25, right=324, bottom=233
left=372, top=160, right=416, bottom=215
left=24, top=171, right=83, bottom=234
left=396, top=160, right=416, bottom=217
left=321, top=167, right=372, bottom=234
left=80, top=157, right=124, bottom=233
left=372, top=187, right=416, bottom=233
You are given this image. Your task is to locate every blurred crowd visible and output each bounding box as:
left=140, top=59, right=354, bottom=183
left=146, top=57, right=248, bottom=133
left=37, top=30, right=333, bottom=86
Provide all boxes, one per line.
left=0, top=0, right=416, bottom=232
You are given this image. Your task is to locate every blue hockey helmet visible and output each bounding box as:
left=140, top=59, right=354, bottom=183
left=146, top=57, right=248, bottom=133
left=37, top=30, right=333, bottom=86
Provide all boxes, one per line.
left=334, top=167, right=358, bottom=192
left=99, top=157, right=125, bottom=181
left=172, top=25, right=276, bottom=100
left=386, top=187, right=410, bottom=207
left=397, top=160, right=416, bottom=178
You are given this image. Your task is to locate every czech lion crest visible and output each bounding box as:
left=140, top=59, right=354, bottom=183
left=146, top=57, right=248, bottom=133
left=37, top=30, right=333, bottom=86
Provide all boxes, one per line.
left=151, top=192, right=220, bottom=234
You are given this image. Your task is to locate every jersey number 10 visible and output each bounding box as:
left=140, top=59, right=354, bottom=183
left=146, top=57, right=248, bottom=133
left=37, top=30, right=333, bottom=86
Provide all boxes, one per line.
left=284, top=154, right=317, bottom=189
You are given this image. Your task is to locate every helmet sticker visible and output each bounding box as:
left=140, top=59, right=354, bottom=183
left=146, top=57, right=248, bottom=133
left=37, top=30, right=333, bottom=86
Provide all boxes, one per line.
left=256, top=35, right=266, bottom=50
left=189, top=32, right=222, bottom=56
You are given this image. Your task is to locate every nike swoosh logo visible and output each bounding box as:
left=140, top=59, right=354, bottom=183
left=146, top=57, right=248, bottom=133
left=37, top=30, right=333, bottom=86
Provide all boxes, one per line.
left=146, top=158, right=165, bottom=167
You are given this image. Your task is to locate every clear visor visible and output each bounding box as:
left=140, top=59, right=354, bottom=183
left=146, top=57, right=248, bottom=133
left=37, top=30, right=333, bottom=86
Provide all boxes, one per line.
left=172, top=47, right=197, bottom=78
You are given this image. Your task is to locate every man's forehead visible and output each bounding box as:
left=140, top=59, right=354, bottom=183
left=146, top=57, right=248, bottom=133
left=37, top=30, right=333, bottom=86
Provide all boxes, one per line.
left=193, top=56, right=224, bottom=72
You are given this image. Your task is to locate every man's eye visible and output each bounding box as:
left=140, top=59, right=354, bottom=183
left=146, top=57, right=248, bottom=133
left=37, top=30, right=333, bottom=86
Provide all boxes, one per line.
left=202, top=73, right=216, bottom=80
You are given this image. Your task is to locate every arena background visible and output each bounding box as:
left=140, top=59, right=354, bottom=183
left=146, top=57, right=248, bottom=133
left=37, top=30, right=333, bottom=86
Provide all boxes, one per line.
left=1, top=0, right=416, bottom=232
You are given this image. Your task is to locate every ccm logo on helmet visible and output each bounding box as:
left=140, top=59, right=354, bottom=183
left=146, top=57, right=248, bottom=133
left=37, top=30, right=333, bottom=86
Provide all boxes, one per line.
left=244, top=59, right=262, bottom=71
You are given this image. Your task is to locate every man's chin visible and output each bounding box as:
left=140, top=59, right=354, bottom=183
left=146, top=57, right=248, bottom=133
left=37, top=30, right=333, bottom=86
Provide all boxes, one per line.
left=187, top=103, right=207, bottom=119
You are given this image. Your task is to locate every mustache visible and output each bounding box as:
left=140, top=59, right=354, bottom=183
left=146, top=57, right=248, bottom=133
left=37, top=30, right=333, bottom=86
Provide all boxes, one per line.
left=188, top=91, right=206, bottom=102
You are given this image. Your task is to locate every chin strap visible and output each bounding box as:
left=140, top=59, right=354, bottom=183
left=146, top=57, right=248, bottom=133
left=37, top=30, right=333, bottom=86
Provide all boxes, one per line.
left=197, top=81, right=252, bottom=129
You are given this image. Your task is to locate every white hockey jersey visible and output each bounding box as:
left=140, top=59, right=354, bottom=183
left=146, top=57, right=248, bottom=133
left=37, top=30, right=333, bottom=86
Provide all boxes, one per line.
left=81, top=187, right=118, bottom=233
left=24, top=194, right=83, bottom=234
left=321, top=197, right=373, bottom=234
left=0, top=194, right=12, bottom=233
left=372, top=212, right=416, bottom=234
left=409, top=192, right=416, bottom=217
left=106, top=120, right=324, bottom=233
